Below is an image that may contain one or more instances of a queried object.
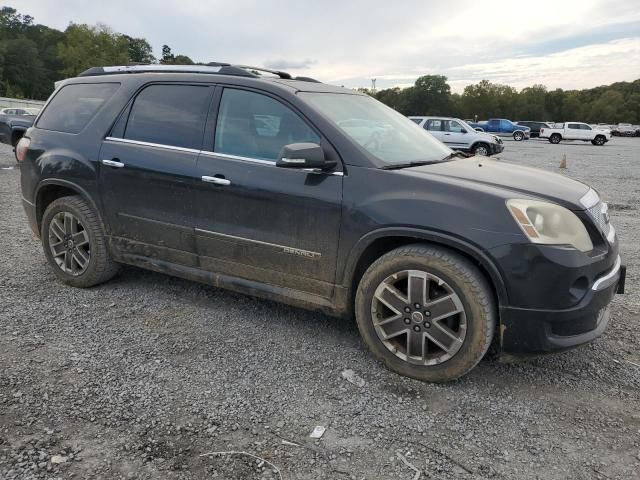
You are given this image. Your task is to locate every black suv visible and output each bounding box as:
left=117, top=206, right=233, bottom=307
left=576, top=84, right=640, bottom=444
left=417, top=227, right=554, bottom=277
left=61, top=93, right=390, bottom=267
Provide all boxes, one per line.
left=17, top=64, right=625, bottom=382
left=516, top=121, right=552, bottom=138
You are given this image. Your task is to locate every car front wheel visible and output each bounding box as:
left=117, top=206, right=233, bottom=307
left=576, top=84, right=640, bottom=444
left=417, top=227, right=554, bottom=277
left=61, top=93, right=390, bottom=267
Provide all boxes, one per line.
left=592, top=135, right=606, bottom=146
left=472, top=143, right=490, bottom=156
left=41, top=195, right=119, bottom=288
left=355, top=244, right=496, bottom=382
left=513, top=131, right=524, bottom=141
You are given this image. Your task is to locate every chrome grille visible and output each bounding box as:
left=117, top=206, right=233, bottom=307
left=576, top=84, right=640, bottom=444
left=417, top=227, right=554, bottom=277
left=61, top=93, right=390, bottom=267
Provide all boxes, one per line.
left=587, top=201, right=611, bottom=237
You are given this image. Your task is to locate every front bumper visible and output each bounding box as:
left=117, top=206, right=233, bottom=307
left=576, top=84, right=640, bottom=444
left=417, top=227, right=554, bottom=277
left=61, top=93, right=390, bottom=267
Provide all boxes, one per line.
left=500, top=255, right=625, bottom=354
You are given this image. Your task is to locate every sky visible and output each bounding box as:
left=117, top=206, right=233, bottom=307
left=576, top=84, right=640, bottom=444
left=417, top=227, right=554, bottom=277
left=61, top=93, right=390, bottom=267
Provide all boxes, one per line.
left=15, top=0, right=640, bottom=92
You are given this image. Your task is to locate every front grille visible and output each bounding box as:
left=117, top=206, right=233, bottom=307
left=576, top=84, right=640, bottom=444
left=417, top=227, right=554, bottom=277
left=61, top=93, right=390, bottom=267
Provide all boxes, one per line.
left=587, top=201, right=611, bottom=238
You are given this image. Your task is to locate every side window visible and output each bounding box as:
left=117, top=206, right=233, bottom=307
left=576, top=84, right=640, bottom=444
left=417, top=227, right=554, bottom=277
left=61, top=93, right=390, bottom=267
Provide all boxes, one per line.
left=36, top=83, right=119, bottom=134
left=409, top=118, right=422, bottom=124
left=500, top=120, right=511, bottom=128
left=444, top=120, right=464, bottom=133
left=568, top=124, right=579, bottom=129
left=424, top=119, right=442, bottom=131
left=580, top=124, right=592, bottom=130
left=5, top=109, right=15, bottom=115
left=214, top=88, right=320, bottom=161
left=124, top=84, right=210, bottom=149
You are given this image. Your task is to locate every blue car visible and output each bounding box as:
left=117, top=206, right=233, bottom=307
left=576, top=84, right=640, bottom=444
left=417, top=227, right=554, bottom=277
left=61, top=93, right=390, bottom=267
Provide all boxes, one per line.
left=467, top=118, right=530, bottom=141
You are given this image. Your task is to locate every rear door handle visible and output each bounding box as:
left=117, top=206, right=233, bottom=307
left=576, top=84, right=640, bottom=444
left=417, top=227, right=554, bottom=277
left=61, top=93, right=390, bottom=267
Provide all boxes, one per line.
left=102, top=159, right=125, bottom=168
left=202, top=175, right=231, bottom=186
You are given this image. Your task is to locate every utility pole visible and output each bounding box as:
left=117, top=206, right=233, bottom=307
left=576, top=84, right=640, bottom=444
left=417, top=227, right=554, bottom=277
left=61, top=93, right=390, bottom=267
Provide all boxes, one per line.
left=371, top=78, right=377, bottom=93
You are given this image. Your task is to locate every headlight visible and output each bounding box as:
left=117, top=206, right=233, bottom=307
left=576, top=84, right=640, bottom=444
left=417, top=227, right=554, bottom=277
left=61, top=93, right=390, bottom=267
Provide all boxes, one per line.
left=507, top=199, right=593, bottom=252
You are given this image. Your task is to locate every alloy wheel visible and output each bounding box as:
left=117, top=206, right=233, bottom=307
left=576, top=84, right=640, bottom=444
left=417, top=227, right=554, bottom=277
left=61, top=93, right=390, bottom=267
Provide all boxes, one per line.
left=475, top=145, right=488, bottom=156
left=371, top=269, right=467, bottom=365
left=48, top=212, right=91, bottom=276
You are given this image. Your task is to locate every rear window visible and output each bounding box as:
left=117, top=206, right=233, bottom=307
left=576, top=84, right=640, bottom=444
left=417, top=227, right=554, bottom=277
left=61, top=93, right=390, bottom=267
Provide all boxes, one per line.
left=37, top=83, right=119, bottom=134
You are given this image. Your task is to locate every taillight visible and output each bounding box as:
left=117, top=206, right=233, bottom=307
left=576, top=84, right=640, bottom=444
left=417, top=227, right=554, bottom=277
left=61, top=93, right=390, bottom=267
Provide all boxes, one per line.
left=540, top=128, right=544, bottom=135
left=15, top=137, right=30, bottom=163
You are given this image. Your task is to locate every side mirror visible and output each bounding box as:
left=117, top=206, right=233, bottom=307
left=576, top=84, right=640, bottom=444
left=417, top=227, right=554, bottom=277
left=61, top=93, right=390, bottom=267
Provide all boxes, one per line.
left=460, top=129, right=467, bottom=134
left=276, top=143, right=334, bottom=170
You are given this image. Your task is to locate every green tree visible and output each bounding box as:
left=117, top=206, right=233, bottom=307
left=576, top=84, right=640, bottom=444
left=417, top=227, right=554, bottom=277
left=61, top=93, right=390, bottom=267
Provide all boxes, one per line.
left=57, top=23, right=129, bottom=77
left=125, top=36, right=155, bottom=63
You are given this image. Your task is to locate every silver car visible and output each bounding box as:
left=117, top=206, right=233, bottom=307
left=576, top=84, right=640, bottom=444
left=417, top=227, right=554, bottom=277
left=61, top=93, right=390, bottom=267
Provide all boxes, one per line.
left=408, top=116, right=504, bottom=156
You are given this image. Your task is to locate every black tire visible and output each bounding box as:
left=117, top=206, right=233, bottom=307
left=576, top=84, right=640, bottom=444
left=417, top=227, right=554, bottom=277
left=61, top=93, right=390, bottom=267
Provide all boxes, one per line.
left=549, top=134, right=561, bottom=144
left=513, top=131, right=524, bottom=141
left=593, top=135, right=605, bottom=146
left=355, top=244, right=496, bottom=382
left=472, top=143, right=490, bottom=156
left=41, top=195, right=119, bottom=288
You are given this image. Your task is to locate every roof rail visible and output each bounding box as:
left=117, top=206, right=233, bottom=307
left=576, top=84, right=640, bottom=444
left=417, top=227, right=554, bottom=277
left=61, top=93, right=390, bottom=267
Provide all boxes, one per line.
left=76, top=63, right=322, bottom=83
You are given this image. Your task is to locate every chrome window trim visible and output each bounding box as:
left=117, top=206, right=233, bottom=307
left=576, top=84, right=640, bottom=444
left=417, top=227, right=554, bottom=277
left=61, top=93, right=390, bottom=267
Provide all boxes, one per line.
left=199, top=150, right=275, bottom=165
left=104, top=136, right=200, bottom=154
left=592, top=255, right=621, bottom=291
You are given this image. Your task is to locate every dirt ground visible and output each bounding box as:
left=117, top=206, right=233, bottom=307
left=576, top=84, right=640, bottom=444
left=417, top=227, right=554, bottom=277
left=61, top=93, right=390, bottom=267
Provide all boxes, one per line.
left=1, top=137, right=639, bottom=480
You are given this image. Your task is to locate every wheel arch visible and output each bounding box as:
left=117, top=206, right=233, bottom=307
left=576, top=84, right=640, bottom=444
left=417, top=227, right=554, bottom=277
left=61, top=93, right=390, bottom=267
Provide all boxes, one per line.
left=35, top=179, right=106, bottom=235
left=342, top=228, right=509, bottom=309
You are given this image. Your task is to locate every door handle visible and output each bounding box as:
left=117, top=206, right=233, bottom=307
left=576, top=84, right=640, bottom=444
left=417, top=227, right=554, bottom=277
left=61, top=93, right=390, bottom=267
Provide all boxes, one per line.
left=202, top=175, right=231, bottom=186
left=102, top=159, right=125, bottom=168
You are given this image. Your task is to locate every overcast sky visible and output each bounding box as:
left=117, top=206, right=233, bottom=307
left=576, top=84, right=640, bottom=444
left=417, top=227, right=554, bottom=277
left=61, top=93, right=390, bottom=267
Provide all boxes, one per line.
left=15, top=0, right=640, bottom=92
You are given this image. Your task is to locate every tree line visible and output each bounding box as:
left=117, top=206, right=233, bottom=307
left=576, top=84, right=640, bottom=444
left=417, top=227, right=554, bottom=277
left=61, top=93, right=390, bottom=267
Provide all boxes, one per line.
left=367, top=75, right=640, bottom=125
left=0, top=6, right=194, bottom=100
left=1, top=5, right=638, bottom=124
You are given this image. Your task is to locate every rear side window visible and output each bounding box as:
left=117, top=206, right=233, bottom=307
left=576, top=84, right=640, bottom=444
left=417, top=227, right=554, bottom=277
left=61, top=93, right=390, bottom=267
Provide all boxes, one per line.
left=424, top=119, right=442, bottom=131
left=37, top=83, right=119, bottom=134
left=124, top=84, right=211, bottom=149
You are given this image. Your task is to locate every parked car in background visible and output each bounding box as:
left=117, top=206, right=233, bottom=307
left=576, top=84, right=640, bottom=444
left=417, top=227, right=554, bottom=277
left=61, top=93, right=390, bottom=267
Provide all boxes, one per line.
left=0, top=107, right=40, bottom=116
left=467, top=118, right=530, bottom=141
left=516, top=121, right=553, bottom=138
left=16, top=63, right=625, bottom=382
left=408, top=116, right=504, bottom=156
left=539, top=122, right=611, bottom=145
left=613, top=123, right=636, bottom=137
left=0, top=110, right=36, bottom=153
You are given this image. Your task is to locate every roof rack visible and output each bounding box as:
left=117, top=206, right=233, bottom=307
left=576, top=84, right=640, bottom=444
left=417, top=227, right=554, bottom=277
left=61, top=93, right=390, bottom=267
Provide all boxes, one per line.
left=76, top=63, right=319, bottom=83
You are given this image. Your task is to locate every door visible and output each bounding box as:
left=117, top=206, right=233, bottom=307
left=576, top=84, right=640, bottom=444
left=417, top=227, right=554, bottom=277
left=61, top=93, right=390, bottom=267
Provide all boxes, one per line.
left=442, top=119, right=469, bottom=149
left=423, top=119, right=446, bottom=144
left=99, top=83, right=213, bottom=265
left=566, top=123, right=581, bottom=140
left=579, top=123, right=593, bottom=140
left=193, top=87, right=343, bottom=298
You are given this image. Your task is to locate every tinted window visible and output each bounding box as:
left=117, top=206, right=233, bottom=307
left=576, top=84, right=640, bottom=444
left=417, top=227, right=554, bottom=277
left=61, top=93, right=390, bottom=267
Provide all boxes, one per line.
left=409, top=118, right=422, bottom=124
left=215, top=89, right=320, bottom=161
left=37, top=83, right=119, bottom=134
left=568, top=124, right=580, bottom=129
left=125, top=84, right=210, bottom=149
left=424, top=119, right=442, bottom=131
left=444, top=120, right=465, bottom=133
left=580, top=124, right=592, bottom=130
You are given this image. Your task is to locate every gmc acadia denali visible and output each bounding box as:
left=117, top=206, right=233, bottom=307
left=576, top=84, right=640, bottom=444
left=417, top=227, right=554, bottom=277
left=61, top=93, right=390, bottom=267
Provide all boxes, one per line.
left=16, top=64, right=626, bottom=382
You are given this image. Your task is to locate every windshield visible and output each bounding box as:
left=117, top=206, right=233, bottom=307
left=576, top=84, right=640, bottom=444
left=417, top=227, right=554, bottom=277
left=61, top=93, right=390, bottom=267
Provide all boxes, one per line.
left=300, top=93, right=451, bottom=165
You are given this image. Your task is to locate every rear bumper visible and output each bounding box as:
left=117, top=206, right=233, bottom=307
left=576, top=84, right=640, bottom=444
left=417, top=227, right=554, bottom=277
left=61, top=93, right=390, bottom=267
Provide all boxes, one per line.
left=500, top=256, right=625, bottom=354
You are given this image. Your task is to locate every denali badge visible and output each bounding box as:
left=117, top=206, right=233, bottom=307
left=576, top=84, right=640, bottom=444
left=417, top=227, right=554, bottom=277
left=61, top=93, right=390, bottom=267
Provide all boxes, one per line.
left=282, top=246, right=321, bottom=259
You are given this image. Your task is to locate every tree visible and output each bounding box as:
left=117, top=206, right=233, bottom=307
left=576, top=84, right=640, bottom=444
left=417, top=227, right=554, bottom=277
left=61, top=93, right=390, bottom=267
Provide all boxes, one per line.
left=125, top=36, right=155, bottom=63
left=57, top=23, right=129, bottom=77
left=161, top=44, right=174, bottom=64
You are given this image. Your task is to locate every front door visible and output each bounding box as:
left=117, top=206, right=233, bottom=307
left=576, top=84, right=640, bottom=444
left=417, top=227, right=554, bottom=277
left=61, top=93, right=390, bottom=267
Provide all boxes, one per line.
left=193, top=87, right=343, bottom=298
left=99, top=83, right=213, bottom=265
left=442, top=119, right=469, bottom=149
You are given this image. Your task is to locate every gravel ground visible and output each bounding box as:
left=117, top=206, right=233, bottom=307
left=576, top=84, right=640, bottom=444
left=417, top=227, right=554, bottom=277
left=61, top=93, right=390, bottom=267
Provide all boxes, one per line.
left=1, top=138, right=639, bottom=480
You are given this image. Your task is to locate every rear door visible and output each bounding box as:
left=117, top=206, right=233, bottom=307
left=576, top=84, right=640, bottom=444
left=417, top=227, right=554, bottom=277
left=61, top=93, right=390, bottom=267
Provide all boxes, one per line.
left=193, top=87, right=343, bottom=298
left=423, top=119, right=446, bottom=144
left=99, top=83, right=213, bottom=265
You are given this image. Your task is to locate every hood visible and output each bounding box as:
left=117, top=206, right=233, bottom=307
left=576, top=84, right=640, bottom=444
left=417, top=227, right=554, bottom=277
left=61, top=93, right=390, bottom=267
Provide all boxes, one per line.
left=404, top=157, right=590, bottom=209
left=476, top=131, right=501, bottom=144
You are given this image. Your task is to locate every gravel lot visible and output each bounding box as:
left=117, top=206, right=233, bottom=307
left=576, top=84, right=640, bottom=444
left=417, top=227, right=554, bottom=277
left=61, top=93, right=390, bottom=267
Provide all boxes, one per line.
left=1, top=138, right=639, bottom=480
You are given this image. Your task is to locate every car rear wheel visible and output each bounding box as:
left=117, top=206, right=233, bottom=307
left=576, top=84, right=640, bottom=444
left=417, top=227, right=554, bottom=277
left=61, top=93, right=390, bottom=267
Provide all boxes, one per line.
left=549, top=134, right=561, bottom=144
left=355, top=244, right=496, bottom=382
left=42, top=195, right=119, bottom=288
left=513, top=131, right=524, bottom=141
left=472, top=143, right=489, bottom=156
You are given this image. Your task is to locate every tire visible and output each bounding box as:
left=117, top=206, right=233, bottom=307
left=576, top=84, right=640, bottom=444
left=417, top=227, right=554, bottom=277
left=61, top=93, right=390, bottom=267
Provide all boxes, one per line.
left=472, top=143, right=490, bottom=156
left=41, top=195, right=119, bottom=288
left=513, top=131, right=524, bottom=141
left=549, top=134, right=561, bottom=144
left=355, top=244, right=496, bottom=382
left=593, top=135, right=605, bottom=146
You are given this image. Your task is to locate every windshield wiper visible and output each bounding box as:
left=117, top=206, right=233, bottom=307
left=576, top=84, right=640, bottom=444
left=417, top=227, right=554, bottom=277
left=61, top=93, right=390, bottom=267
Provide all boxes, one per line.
left=381, top=160, right=444, bottom=170
left=440, top=151, right=471, bottom=161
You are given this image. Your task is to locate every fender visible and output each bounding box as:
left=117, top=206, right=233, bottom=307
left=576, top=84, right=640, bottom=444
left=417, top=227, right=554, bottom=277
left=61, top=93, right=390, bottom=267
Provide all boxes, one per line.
left=340, top=226, right=509, bottom=306
left=34, top=178, right=109, bottom=234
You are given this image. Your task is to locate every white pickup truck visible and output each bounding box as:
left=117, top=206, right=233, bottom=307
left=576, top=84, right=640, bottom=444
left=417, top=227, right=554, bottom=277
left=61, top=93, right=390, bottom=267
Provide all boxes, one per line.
left=539, top=122, right=611, bottom=146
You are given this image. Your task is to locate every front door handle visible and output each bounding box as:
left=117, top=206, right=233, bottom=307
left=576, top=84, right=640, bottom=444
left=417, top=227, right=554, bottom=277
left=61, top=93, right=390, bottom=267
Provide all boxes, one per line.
left=202, top=175, right=231, bottom=186
left=102, top=159, right=125, bottom=168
